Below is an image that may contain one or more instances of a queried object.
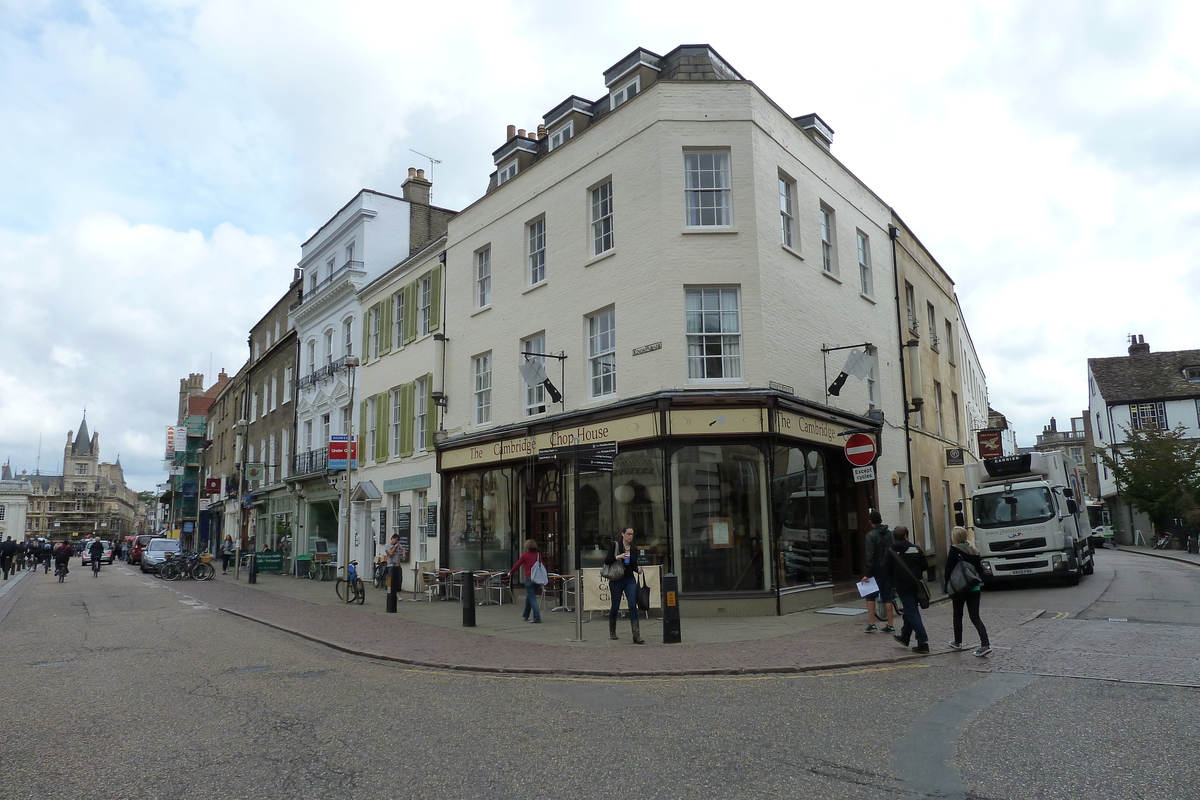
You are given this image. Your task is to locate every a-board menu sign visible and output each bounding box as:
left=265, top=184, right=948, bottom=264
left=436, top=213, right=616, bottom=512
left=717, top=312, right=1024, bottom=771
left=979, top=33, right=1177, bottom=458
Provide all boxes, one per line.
left=426, top=502, right=437, bottom=537
left=395, top=505, right=411, bottom=561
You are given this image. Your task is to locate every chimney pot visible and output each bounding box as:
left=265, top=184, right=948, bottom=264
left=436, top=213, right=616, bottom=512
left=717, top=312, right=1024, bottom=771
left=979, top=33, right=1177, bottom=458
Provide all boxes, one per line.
left=416, top=169, right=425, bottom=180
left=537, top=124, right=547, bottom=139
left=408, top=167, right=416, bottom=179
left=507, top=124, right=516, bottom=139
left=517, top=128, right=527, bottom=138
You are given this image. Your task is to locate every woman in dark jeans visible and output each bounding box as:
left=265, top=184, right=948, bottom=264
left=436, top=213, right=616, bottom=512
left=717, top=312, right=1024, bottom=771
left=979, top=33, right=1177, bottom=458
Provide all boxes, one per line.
left=604, top=527, right=645, bottom=644
left=945, top=526, right=991, bottom=657
left=220, top=535, right=234, bottom=574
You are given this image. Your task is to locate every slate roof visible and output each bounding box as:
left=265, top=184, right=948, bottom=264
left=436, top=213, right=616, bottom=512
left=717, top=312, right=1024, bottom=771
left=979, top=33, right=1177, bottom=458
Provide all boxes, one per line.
left=1088, top=348, right=1200, bottom=404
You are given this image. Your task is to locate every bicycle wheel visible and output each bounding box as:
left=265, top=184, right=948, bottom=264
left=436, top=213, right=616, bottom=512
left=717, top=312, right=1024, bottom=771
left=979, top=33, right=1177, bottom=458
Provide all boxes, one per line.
left=193, top=562, right=215, bottom=581
left=335, top=578, right=347, bottom=601
left=92, top=561, right=101, bottom=577
left=354, top=578, right=365, bottom=604
left=373, top=567, right=386, bottom=590
left=160, top=562, right=180, bottom=581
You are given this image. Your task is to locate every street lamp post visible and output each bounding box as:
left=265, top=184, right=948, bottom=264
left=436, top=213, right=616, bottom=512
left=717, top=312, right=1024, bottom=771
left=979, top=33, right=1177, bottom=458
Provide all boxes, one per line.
left=340, top=356, right=360, bottom=598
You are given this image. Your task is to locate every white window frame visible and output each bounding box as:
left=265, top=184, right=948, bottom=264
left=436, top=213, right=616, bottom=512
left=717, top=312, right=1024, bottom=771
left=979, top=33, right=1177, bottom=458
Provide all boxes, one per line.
left=819, top=203, right=836, bottom=274
left=367, top=400, right=377, bottom=459
left=528, top=218, right=546, bottom=285
left=393, top=290, right=405, bottom=349
left=321, top=413, right=331, bottom=447
left=324, top=330, right=334, bottom=365
left=414, top=376, right=428, bottom=452
left=1130, top=401, right=1166, bottom=431
left=611, top=76, right=640, bottom=108
left=684, top=151, right=732, bottom=228
left=548, top=122, right=573, bottom=150
left=283, top=368, right=292, bottom=404
left=304, top=420, right=313, bottom=452
left=391, top=387, right=402, bottom=455
left=343, top=318, right=353, bottom=356
left=419, top=275, right=432, bottom=336
left=588, top=308, right=617, bottom=399
left=523, top=334, right=546, bottom=416
left=497, top=160, right=517, bottom=185
left=857, top=230, right=873, bottom=296
left=474, top=353, right=492, bottom=426
left=591, top=181, right=614, bottom=256
left=345, top=241, right=355, bottom=264
left=685, top=287, right=742, bottom=381
left=476, top=248, right=491, bottom=308
left=779, top=175, right=796, bottom=249
left=927, top=302, right=939, bottom=350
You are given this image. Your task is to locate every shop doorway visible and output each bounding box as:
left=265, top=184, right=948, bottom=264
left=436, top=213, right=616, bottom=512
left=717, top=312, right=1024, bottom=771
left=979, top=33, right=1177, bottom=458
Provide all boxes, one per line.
left=530, top=466, right=562, bottom=572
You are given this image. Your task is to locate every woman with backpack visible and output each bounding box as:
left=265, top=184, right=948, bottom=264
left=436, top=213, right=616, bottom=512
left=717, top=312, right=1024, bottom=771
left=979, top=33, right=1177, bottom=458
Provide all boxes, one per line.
left=508, top=539, right=546, bottom=623
left=945, top=526, right=991, bottom=657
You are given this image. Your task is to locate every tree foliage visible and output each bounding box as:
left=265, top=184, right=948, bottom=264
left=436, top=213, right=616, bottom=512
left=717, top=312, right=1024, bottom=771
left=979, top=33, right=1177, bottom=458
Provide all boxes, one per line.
left=1099, top=424, right=1200, bottom=529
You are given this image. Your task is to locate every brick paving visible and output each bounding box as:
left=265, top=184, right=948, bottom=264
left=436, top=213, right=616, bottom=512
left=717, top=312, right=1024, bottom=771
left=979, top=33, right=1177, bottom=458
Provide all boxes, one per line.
left=175, top=567, right=1044, bottom=677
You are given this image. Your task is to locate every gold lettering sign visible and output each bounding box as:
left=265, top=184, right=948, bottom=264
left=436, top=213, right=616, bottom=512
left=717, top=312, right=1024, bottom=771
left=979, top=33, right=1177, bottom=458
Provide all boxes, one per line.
left=440, top=412, right=659, bottom=470
left=774, top=410, right=845, bottom=446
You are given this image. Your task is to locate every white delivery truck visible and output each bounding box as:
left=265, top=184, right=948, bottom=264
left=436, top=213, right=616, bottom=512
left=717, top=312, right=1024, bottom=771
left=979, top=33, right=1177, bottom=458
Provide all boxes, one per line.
left=965, top=452, right=1095, bottom=585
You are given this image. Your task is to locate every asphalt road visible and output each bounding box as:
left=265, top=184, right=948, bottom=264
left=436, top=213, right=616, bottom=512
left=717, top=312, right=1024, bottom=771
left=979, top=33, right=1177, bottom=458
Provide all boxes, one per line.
left=0, top=549, right=1197, bottom=800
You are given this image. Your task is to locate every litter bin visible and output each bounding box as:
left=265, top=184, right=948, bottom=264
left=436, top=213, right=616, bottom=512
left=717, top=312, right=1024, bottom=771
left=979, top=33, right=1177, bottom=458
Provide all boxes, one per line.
left=295, top=554, right=312, bottom=578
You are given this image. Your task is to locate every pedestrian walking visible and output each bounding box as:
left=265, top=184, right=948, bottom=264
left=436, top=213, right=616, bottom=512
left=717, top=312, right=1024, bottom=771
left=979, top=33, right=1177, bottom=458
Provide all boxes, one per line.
left=604, top=527, right=645, bottom=644
left=220, top=535, right=234, bottom=574
left=945, top=526, right=991, bottom=657
left=860, top=510, right=896, bottom=633
left=0, top=535, right=17, bottom=579
left=886, top=526, right=930, bottom=653
left=508, top=539, right=545, bottom=623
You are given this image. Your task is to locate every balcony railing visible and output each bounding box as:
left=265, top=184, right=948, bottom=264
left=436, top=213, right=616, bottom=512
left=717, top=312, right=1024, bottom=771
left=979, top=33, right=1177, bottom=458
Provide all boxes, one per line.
left=291, top=261, right=365, bottom=310
left=297, top=356, right=354, bottom=391
left=292, top=447, right=329, bottom=477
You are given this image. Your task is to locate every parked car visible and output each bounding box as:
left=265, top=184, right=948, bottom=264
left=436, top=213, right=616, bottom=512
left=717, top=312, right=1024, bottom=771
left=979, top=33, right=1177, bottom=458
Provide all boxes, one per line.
left=129, top=534, right=161, bottom=565
left=81, top=540, right=114, bottom=565
left=140, top=538, right=180, bottom=574
left=1088, top=525, right=1114, bottom=549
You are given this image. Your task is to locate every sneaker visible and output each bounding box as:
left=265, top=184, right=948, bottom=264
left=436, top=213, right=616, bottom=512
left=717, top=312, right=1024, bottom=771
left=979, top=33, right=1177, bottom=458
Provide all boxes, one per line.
left=912, top=643, right=930, bottom=654
left=881, top=625, right=896, bottom=633
left=892, top=634, right=910, bottom=647
left=948, top=641, right=967, bottom=651
left=973, top=646, right=992, bottom=657
left=864, top=624, right=878, bottom=633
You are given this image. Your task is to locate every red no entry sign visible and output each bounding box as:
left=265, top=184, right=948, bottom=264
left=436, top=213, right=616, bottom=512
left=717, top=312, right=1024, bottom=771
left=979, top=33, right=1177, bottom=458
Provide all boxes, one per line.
left=844, top=433, right=877, bottom=467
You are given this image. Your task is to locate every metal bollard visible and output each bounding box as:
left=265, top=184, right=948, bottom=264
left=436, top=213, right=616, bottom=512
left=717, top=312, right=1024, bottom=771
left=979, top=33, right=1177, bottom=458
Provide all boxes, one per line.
left=662, top=572, right=681, bottom=643
left=248, top=553, right=257, bottom=584
left=386, top=565, right=399, bottom=613
left=462, top=570, right=476, bottom=627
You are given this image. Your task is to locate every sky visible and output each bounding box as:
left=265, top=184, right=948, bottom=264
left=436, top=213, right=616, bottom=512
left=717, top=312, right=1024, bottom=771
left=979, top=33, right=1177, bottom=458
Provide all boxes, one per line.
left=2, top=0, right=1198, bottom=492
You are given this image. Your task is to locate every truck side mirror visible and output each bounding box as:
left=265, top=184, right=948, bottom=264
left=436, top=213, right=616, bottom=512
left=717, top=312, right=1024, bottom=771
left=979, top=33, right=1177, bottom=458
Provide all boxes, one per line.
left=953, top=501, right=963, bottom=511
left=954, top=512, right=965, bottom=527
left=1063, top=488, right=1075, bottom=498
left=1066, top=498, right=1079, bottom=515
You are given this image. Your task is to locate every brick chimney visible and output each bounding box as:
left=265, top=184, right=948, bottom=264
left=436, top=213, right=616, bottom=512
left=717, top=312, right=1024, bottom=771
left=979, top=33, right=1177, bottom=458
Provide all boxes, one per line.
left=402, top=167, right=432, bottom=206
left=1128, top=334, right=1150, bottom=356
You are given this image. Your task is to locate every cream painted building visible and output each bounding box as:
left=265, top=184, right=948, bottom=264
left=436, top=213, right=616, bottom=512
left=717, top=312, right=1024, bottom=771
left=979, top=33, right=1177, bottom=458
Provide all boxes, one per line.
left=429, top=45, right=992, bottom=615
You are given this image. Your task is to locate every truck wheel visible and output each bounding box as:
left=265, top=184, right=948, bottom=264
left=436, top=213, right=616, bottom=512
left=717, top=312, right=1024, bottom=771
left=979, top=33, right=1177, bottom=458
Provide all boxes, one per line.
left=1082, top=556, right=1095, bottom=576
left=1065, top=569, right=1081, bottom=586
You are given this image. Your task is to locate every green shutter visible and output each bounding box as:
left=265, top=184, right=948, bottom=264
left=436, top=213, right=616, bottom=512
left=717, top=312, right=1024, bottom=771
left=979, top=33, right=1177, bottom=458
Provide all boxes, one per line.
left=361, top=307, right=372, bottom=362
left=425, top=372, right=437, bottom=450
left=379, top=300, right=392, bottom=356
left=375, top=393, right=389, bottom=461
left=359, top=400, right=368, bottom=460
left=429, top=265, right=443, bottom=332
left=403, top=281, right=418, bottom=345
left=399, top=382, right=415, bottom=458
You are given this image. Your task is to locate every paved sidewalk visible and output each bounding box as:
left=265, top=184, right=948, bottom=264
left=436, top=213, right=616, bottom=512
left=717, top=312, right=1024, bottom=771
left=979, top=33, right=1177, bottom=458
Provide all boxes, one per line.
left=172, top=566, right=1045, bottom=677
left=1115, top=543, right=1200, bottom=567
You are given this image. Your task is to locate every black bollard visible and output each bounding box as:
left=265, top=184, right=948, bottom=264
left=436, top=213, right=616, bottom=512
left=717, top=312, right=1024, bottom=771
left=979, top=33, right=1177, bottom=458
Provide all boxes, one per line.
left=386, top=565, right=399, bottom=613
left=462, top=570, right=476, bottom=627
left=662, top=572, right=681, bottom=643
left=248, top=553, right=257, bottom=584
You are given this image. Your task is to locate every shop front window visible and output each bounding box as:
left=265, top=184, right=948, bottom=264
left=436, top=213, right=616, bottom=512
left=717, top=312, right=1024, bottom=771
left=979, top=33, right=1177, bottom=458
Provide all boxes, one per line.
left=447, top=468, right=518, bottom=571
left=672, top=444, right=767, bottom=592
left=578, top=447, right=667, bottom=570
left=771, top=445, right=832, bottom=587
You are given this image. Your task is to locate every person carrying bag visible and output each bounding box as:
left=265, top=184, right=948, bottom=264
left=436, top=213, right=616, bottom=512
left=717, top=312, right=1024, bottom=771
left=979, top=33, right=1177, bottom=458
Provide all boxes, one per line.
left=885, top=526, right=931, bottom=653
left=604, top=528, right=645, bottom=644
left=945, top=527, right=992, bottom=657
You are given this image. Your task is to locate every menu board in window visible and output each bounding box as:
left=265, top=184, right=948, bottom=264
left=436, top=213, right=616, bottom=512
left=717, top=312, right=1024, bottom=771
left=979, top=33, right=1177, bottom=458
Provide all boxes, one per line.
left=426, top=502, right=438, bottom=537
left=395, top=505, right=411, bottom=561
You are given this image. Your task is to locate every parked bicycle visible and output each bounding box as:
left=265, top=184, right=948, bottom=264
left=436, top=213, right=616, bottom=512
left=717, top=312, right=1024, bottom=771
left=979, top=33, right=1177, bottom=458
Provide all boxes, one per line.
left=159, top=550, right=216, bottom=581
left=1153, top=531, right=1173, bottom=550
left=335, top=561, right=365, bottom=605
left=372, top=558, right=388, bottom=590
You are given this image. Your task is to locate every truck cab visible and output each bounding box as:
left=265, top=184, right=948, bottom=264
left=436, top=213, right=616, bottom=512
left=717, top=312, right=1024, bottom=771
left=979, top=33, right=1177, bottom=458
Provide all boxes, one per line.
left=966, top=453, right=1095, bottom=585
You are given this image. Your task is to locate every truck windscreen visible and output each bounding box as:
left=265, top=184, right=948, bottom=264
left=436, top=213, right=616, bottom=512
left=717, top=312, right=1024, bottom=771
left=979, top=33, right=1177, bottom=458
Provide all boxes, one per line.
left=972, top=487, right=1055, bottom=528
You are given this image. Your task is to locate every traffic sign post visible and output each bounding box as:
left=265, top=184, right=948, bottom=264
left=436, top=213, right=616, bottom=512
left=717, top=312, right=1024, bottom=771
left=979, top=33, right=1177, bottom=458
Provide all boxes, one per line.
left=844, top=433, right=877, bottom=467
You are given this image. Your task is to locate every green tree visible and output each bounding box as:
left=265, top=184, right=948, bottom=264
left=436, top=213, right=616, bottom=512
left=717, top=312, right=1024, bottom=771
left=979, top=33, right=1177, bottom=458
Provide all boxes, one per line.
left=1099, top=424, right=1200, bottom=531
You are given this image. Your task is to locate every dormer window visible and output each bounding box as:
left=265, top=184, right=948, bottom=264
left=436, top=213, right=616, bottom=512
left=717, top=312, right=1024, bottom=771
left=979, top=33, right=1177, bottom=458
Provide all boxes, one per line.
left=611, top=76, right=640, bottom=109
left=548, top=122, right=573, bottom=151
left=1184, top=366, right=1200, bottom=383
left=498, top=160, right=518, bottom=185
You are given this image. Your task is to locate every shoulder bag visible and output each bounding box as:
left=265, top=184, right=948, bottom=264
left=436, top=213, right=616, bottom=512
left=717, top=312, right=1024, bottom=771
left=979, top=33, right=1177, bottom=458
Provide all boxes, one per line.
left=600, top=542, right=626, bottom=582
left=889, top=549, right=931, bottom=609
left=636, top=571, right=651, bottom=611
left=946, top=557, right=983, bottom=597
left=529, top=555, right=549, bottom=586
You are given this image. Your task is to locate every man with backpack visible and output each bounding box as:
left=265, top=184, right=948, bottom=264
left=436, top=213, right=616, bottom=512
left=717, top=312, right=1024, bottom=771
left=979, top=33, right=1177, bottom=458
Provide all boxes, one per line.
left=860, top=510, right=895, bottom=633
left=886, top=526, right=930, bottom=653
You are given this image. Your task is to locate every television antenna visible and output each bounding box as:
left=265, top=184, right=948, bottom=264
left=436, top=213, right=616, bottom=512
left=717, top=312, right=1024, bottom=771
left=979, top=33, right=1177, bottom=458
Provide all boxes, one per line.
left=409, top=149, right=442, bottom=204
